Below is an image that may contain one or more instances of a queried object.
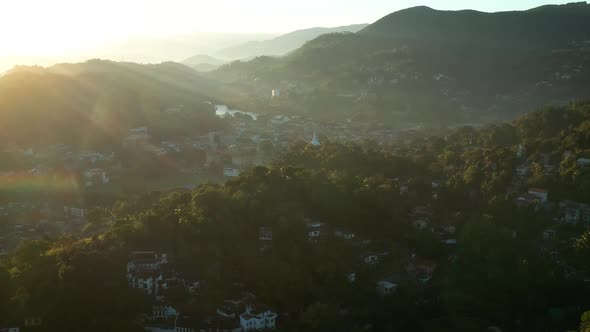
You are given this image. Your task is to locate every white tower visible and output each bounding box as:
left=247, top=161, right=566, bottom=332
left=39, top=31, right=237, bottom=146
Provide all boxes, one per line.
left=310, top=131, right=320, bottom=146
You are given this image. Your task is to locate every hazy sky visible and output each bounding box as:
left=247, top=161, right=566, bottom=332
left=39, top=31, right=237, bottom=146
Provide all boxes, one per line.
left=0, top=0, right=576, bottom=57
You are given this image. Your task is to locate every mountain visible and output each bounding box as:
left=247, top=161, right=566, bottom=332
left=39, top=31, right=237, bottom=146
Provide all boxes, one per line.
left=214, top=24, right=368, bottom=60
left=211, top=3, right=590, bottom=122
left=0, top=60, right=224, bottom=148
left=182, top=54, right=227, bottom=72
left=92, top=32, right=277, bottom=63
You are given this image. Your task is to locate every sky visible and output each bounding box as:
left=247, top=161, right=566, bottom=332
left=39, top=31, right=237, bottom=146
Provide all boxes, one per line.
left=0, top=0, right=576, bottom=58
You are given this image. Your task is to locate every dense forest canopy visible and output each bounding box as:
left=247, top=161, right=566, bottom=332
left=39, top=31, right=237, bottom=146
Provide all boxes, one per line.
left=2, top=102, right=590, bottom=331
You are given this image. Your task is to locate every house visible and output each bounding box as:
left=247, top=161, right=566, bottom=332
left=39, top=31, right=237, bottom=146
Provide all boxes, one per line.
left=24, top=317, right=41, bottom=328
left=127, top=252, right=171, bottom=296
left=559, top=201, right=590, bottom=223
left=305, top=220, right=324, bottom=241
left=239, top=307, right=277, bottom=331
left=399, top=184, right=409, bottom=195
left=413, top=219, right=429, bottom=230
left=406, top=260, right=437, bottom=284
left=64, top=206, right=85, bottom=219
left=334, top=229, right=355, bottom=240
left=258, top=227, right=273, bottom=241
left=376, top=281, right=398, bottom=296
left=83, top=168, right=110, bottom=187
left=0, top=328, right=20, bottom=332
left=345, top=272, right=356, bottom=283
left=200, top=316, right=241, bottom=332
left=145, top=317, right=196, bottom=332
left=217, top=300, right=246, bottom=319
left=153, top=303, right=178, bottom=320
left=362, top=253, right=379, bottom=265
left=577, top=158, right=590, bottom=167
left=223, top=167, right=241, bottom=177
left=543, top=229, right=556, bottom=240
left=127, top=252, right=168, bottom=272
left=527, top=188, right=548, bottom=203
left=514, top=193, right=540, bottom=208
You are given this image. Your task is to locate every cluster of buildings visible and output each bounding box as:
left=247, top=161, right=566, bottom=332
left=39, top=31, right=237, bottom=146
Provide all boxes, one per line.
left=127, top=252, right=278, bottom=332
left=0, top=201, right=87, bottom=255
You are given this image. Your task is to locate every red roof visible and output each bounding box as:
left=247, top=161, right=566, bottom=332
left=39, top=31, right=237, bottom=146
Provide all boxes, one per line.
left=528, top=188, right=547, bottom=193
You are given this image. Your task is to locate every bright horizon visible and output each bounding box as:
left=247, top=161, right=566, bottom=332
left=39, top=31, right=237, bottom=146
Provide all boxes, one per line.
left=0, top=0, right=577, bottom=62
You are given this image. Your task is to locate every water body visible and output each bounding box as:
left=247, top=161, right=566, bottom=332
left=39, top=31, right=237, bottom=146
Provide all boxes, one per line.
left=215, top=105, right=258, bottom=120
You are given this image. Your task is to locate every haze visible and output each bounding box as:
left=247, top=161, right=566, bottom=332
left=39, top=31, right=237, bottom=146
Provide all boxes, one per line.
left=0, top=0, right=576, bottom=70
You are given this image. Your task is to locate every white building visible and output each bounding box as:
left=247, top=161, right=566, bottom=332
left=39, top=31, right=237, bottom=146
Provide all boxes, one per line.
left=310, top=132, right=320, bottom=147
left=127, top=252, right=170, bottom=296
left=362, top=254, right=379, bottom=265
left=271, top=89, right=281, bottom=98
left=577, top=158, right=590, bottom=167
left=223, top=167, right=241, bottom=177
left=64, top=206, right=85, bottom=219
left=0, top=328, right=20, bottom=332
left=239, top=308, right=277, bottom=331
left=528, top=188, right=548, bottom=203
left=306, top=221, right=324, bottom=241
left=153, top=304, right=178, bottom=320
left=83, top=168, right=110, bottom=187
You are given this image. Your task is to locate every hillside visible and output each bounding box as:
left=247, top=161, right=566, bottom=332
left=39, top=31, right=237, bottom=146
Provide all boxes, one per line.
left=214, top=24, right=368, bottom=60
left=0, top=60, right=223, bottom=148
left=181, top=54, right=227, bottom=72
left=211, top=3, right=590, bottom=122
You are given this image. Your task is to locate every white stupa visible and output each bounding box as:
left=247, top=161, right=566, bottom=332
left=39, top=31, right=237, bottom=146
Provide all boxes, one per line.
left=310, top=131, right=320, bottom=146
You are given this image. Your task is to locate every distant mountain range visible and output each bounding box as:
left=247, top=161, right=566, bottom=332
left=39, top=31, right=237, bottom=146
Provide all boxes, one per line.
left=0, top=60, right=225, bottom=148
left=211, top=2, right=590, bottom=122
left=213, top=24, right=368, bottom=60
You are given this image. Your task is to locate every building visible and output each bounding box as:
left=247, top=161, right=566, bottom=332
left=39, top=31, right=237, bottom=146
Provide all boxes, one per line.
left=310, top=131, right=320, bottom=147
left=527, top=188, right=548, bottom=203
left=334, top=229, right=355, bottom=240
left=223, top=167, right=241, bottom=177
left=577, top=158, right=590, bottom=167
left=83, top=168, right=110, bottom=187
left=271, top=89, right=281, bottom=98
left=306, top=220, right=324, bottom=241
left=239, top=307, right=277, bottom=331
left=258, top=227, right=273, bottom=241
left=376, top=281, right=398, bottom=296
left=64, top=206, right=85, bottom=219
left=543, top=229, right=556, bottom=240
left=0, top=328, right=19, bottom=332
left=362, top=253, right=379, bottom=265
left=127, top=252, right=171, bottom=296
left=153, top=304, right=178, bottom=320
left=559, top=201, right=590, bottom=224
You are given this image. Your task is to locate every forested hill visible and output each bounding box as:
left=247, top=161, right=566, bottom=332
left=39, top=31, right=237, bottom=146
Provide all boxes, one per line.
left=211, top=2, right=590, bottom=122
left=0, top=60, right=224, bottom=148
left=2, top=102, right=590, bottom=331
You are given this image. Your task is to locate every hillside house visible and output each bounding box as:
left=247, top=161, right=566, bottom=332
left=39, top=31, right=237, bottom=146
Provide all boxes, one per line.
left=559, top=201, right=590, bottom=224
left=239, top=307, right=277, bottom=331
left=528, top=188, right=548, bottom=203
left=334, top=229, right=355, bottom=240
left=153, top=304, right=178, bottom=320
left=376, top=280, right=399, bottom=296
